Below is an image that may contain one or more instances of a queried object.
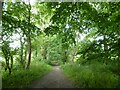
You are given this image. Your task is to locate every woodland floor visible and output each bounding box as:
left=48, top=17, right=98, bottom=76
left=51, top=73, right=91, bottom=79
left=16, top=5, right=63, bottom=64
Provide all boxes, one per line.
left=28, top=66, right=75, bottom=88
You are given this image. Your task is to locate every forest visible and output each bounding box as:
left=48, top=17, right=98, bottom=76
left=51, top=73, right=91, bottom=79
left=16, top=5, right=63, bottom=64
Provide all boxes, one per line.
left=0, top=1, right=120, bottom=88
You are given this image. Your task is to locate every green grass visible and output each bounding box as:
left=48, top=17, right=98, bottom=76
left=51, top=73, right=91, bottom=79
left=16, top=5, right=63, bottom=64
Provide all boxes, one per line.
left=2, top=61, right=52, bottom=88
left=61, top=62, right=119, bottom=88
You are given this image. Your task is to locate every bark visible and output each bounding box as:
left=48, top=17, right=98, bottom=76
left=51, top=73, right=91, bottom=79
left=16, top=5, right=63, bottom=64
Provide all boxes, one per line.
left=24, top=45, right=27, bottom=69
left=8, top=66, right=11, bottom=75
left=26, top=0, right=31, bottom=69
left=35, top=47, right=37, bottom=57
left=26, top=35, right=32, bottom=69
left=63, top=50, right=67, bottom=64
left=0, top=1, right=2, bottom=21
left=20, top=36, right=25, bottom=68
left=2, top=46, right=11, bottom=75
left=24, top=46, right=27, bottom=61
left=10, top=54, right=13, bottom=69
left=42, top=47, right=47, bottom=60
left=103, top=35, right=109, bottom=64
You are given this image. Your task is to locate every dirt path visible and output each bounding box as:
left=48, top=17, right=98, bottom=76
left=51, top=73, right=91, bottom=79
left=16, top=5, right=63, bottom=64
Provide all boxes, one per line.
left=28, top=66, right=75, bottom=88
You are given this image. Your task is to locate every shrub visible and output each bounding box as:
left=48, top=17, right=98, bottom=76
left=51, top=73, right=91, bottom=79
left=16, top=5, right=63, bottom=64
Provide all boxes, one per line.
left=61, top=62, right=119, bottom=88
left=2, top=61, right=52, bottom=88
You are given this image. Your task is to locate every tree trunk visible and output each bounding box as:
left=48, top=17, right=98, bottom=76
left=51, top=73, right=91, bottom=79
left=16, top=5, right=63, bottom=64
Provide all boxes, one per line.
left=10, top=54, right=13, bottom=69
left=35, top=47, right=37, bottom=57
left=20, top=36, right=25, bottom=68
left=2, top=45, right=11, bottom=75
left=63, top=50, right=67, bottom=64
left=26, top=35, right=31, bottom=69
left=0, top=1, right=2, bottom=21
left=43, top=47, right=47, bottom=60
left=24, top=45, right=27, bottom=69
left=24, top=46, right=27, bottom=61
left=103, top=35, right=109, bottom=64
left=26, top=0, right=31, bottom=69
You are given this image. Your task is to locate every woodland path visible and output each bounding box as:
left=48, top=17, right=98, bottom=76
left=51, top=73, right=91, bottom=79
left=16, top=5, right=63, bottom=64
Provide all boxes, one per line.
left=29, top=66, right=75, bottom=88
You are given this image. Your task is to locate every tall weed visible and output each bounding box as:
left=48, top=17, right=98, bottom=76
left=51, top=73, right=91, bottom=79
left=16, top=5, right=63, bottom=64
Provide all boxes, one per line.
left=61, top=62, right=118, bottom=88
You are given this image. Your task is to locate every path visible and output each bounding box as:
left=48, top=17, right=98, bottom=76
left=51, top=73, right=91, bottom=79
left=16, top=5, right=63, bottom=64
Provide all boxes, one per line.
left=29, top=66, right=75, bottom=88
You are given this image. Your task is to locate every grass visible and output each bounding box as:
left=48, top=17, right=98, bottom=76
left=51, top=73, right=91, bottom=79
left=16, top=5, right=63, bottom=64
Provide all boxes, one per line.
left=61, top=62, right=119, bottom=88
left=2, top=61, right=52, bottom=88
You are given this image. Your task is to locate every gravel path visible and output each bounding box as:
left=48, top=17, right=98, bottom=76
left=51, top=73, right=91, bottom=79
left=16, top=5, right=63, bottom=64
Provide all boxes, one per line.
left=28, top=66, right=75, bottom=88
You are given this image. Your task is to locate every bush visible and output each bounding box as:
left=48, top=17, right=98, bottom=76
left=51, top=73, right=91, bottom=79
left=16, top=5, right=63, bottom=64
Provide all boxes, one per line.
left=61, top=62, right=119, bottom=88
left=2, top=61, right=52, bottom=88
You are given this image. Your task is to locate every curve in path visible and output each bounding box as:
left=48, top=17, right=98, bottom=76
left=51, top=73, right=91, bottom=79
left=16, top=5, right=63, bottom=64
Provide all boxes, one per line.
left=29, top=66, right=75, bottom=88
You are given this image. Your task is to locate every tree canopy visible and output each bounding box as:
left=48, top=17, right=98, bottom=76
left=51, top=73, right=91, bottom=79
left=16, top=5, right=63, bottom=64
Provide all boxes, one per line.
left=1, top=1, right=119, bottom=88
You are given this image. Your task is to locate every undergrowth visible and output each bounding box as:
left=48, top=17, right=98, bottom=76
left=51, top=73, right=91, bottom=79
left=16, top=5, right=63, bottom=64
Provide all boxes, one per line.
left=61, top=62, right=119, bottom=88
left=2, top=61, right=52, bottom=88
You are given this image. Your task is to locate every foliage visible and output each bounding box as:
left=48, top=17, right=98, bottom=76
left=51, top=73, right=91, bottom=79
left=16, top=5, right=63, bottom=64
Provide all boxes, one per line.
left=61, top=62, right=119, bottom=88
left=32, top=34, right=64, bottom=65
left=1, top=1, right=120, bottom=88
left=2, top=61, right=52, bottom=88
left=46, top=35, right=64, bottom=65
